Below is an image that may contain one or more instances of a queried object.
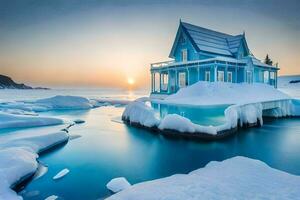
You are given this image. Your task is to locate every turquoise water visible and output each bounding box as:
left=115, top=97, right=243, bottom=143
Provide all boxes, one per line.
left=151, top=102, right=228, bottom=126
left=18, top=106, right=300, bottom=200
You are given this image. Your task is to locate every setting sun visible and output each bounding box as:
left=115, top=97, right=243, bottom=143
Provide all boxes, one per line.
left=127, top=78, right=135, bottom=85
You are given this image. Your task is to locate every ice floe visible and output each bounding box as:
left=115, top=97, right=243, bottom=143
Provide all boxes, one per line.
left=106, top=177, right=131, bottom=193
left=107, top=156, right=300, bottom=200
left=0, top=130, right=69, bottom=200
left=0, top=111, right=64, bottom=129
left=53, top=168, right=70, bottom=180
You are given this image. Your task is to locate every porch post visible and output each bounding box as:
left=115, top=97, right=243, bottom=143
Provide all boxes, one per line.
left=197, top=62, right=200, bottom=81
left=151, top=72, right=153, bottom=93
left=159, top=71, right=161, bottom=92
left=214, top=63, right=217, bottom=82
left=235, top=63, right=238, bottom=83
left=225, top=62, right=228, bottom=82
left=175, top=69, right=178, bottom=92
left=186, top=65, right=189, bottom=86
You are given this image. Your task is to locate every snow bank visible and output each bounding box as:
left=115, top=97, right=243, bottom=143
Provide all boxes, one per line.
left=163, top=82, right=290, bottom=105
left=0, top=130, right=69, bottom=200
left=107, top=156, right=300, bottom=200
left=122, top=98, right=160, bottom=127
left=0, top=111, right=64, bottom=129
left=106, top=177, right=131, bottom=193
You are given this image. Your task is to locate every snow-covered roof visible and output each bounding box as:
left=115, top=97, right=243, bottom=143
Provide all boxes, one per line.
left=181, top=22, right=246, bottom=57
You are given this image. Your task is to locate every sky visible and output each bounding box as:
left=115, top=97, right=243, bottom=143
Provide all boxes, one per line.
left=0, top=0, right=299, bottom=88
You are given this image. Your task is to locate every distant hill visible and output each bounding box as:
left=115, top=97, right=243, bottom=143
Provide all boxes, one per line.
left=0, top=74, right=49, bottom=90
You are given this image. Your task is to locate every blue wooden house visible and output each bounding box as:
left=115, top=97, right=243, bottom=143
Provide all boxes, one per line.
left=150, top=21, right=279, bottom=95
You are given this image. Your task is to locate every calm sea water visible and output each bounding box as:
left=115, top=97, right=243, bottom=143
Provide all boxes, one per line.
left=0, top=87, right=299, bottom=200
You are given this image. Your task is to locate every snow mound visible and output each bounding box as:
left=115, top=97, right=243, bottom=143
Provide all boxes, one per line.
left=0, top=111, right=64, bottom=129
left=53, top=168, right=69, bottom=180
left=164, top=81, right=290, bottom=105
left=106, top=177, right=131, bottom=193
left=107, top=156, right=300, bottom=200
left=122, top=98, right=160, bottom=127
left=35, top=95, right=94, bottom=110
left=0, top=130, right=69, bottom=200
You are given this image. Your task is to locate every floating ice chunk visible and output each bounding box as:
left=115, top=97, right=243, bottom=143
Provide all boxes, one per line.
left=53, top=168, right=70, bottom=180
left=106, top=177, right=131, bottom=193
left=73, top=119, right=85, bottom=124
left=45, top=195, right=58, bottom=200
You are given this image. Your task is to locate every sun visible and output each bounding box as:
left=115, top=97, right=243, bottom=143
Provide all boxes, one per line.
left=127, top=78, right=135, bottom=85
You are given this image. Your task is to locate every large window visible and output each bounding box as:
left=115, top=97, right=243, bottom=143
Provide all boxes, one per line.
left=227, top=72, right=233, bottom=83
left=264, top=71, right=269, bottom=83
left=217, top=71, right=224, bottom=82
left=181, top=49, right=188, bottom=62
left=270, top=71, right=275, bottom=80
left=178, top=72, right=186, bottom=88
left=161, top=73, right=169, bottom=91
left=205, top=71, right=210, bottom=82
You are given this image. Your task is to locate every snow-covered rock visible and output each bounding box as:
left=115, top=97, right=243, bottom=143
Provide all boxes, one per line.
left=107, top=156, right=300, bottom=200
left=106, top=177, right=131, bottom=193
left=73, top=119, right=85, bottom=124
left=122, top=98, right=160, bottom=127
left=0, top=111, right=64, bottom=129
left=0, top=130, right=69, bottom=200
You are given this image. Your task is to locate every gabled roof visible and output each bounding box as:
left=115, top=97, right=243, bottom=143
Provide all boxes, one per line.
left=169, top=21, right=249, bottom=58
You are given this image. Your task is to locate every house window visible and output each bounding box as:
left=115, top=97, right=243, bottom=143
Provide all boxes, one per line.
left=264, top=71, right=269, bottom=83
left=182, top=49, right=188, bottom=62
left=247, top=71, right=252, bottom=84
left=227, top=72, right=233, bottom=83
left=217, top=71, right=224, bottom=82
left=178, top=72, right=186, bottom=88
left=205, top=71, right=210, bottom=82
left=270, top=72, right=275, bottom=80
left=161, top=73, right=168, bottom=91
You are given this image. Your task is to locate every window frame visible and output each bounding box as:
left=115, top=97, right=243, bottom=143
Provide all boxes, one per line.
left=181, top=49, right=188, bottom=62
left=217, top=70, right=224, bottom=82
left=178, top=72, right=186, bottom=88
left=205, top=71, right=210, bottom=82
left=227, top=71, right=233, bottom=83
